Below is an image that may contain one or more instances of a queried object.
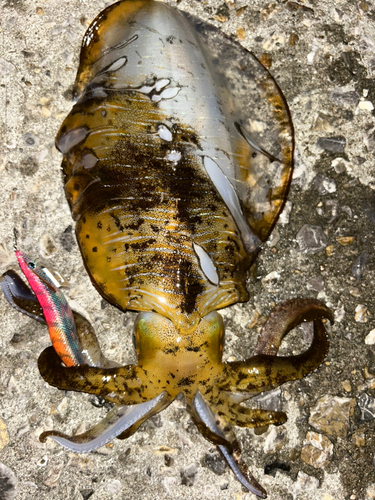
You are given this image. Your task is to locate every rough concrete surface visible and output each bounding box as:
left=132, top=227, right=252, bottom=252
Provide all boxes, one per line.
left=0, top=0, right=375, bottom=499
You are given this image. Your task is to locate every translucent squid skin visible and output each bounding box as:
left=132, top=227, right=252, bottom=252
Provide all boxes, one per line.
left=1, top=1, right=335, bottom=497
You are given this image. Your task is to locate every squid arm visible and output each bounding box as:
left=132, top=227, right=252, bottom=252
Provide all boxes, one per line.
left=207, top=391, right=287, bottom=428
left=193, top=392, right=267, bottom=498
left=40, top=391, right=173, bottom=452
left=1, top=269, right=45, bottom=323
left=221, top=299, right=333, bottom=395
left=38, top=346, right=147, bottom=405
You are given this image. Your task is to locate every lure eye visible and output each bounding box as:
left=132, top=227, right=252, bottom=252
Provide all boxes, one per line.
left=28, top=261, right=36, bottom=269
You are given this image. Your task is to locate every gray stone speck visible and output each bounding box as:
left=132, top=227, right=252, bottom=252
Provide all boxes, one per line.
left=39, top=233, right=57, bottom=257
left=60, top=225, right=76, bottom=252
left=263, top=427, right=287, bottom=454
left=253, top=388, right=283, bottom=412
left=296, top=224, right=327, bottom=254
left=164, top=454, right=174, bottom=467
left=0, top=463, right=18, bottom=500
left=0, top=58, right=16, bottom=78
left=23, top=133, right=38, bottom=147
left=357, top=393, right=375, bottom=421
left=19, top=156, right=39, bottom=176
left=330, top=89, right=360, bottom=107
left=202, top=453, right=227, bottom=476
left=351, top=252, right=369, bottom=280
left=293, top=471, right=319, bottom=495
left=313, top=174, right=337, bottom=195
left=316, top=135, right=346, bottom=153
left=219, top=480, right=229, bottom=490
left=306, top=276, right=325, bottom=292
left=180, top=464, right=197, bottom=487
left=79, top=490, right=94, bottom=500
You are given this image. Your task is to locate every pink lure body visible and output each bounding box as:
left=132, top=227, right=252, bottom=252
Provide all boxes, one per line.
left=15, top=249, right=84, bottom=367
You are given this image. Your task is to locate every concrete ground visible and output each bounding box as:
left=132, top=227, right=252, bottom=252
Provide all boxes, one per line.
left=1, top=0, right=375, bottom=499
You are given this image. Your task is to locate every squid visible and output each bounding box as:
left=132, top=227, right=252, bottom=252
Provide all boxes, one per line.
left=1, top=1, right=333, bottom=496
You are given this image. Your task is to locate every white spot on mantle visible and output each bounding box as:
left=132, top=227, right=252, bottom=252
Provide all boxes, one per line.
left=165, top=150, right=181, bottom=163
left=193, top=242, right=219, bottom=285
left=158, top=125, right=172, bottom=142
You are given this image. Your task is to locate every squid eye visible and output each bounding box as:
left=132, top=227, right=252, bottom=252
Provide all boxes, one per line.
left=28, top=261, right=36, bottom=269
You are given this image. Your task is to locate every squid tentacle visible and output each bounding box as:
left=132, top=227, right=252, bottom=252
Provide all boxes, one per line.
left=253, top=298, right=333, bottom=356
left=193, top=392, right=267, bottom=498
left=188, top=400, right=234, bottom=452
left=40, top=391, right=172, bottom=452
left=222, top=316, right=331, bottom=395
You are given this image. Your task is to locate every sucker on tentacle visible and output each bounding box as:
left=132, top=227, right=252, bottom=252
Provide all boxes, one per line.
left=1, top=0, right=334, bottom=496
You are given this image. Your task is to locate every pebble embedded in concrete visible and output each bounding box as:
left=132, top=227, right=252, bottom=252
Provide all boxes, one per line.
left=264, top=426, right=288, bottom=454
left=357, top=393, right=375, bottom=421
left=316, top=135, right=346, bottom=153
left=292, top=471, right=319, bottom=495
left=0, top=463, right=18, bottom=500
left=365, top=329, right=375, bottom=345
left=0, top=420, right=9, bottom=451
left=309, top=395, right=355, bottom=438
left=313, top=174, right=337, bottom=195
left=355, top=304, right=370, bottom=323
left=301, top=431, right=333, bottom=469
left=296, top=225, right=327, bottom=255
